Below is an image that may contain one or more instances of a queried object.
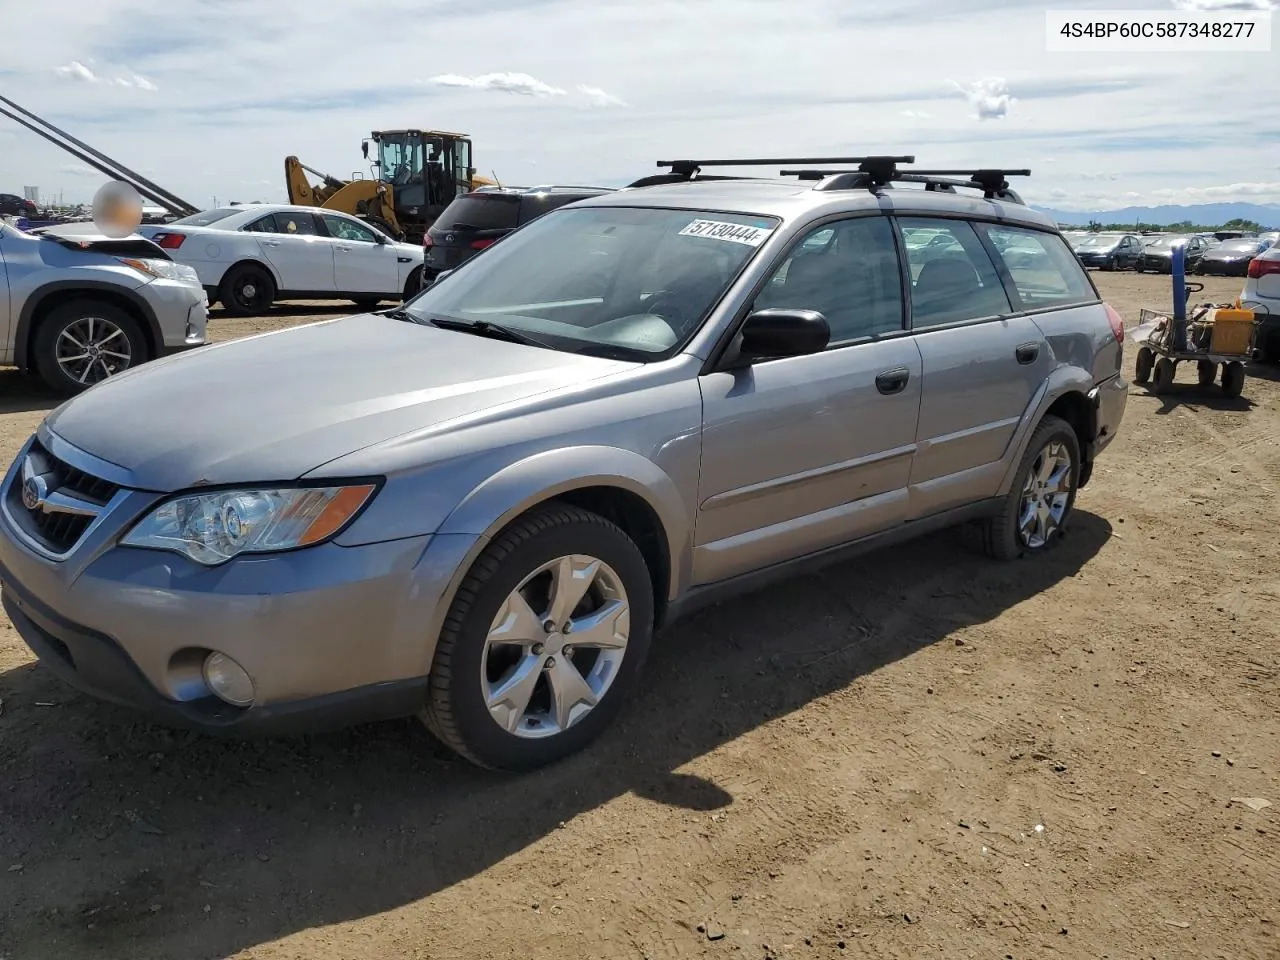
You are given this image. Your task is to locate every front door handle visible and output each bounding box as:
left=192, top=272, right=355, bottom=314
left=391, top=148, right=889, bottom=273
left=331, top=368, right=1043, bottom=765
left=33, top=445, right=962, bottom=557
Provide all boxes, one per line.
left=875, top=366, right=910, bottom=395
left=260, top=239, right=280, bottom=247
left=1015, top=342, right=1040, bottom=364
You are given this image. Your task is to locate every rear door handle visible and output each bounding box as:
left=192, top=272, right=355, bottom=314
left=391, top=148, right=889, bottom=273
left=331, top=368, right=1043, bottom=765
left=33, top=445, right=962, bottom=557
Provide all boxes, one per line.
left=875, top=366, right=910, bottom=395
left=1015, top=342, right=1040, bottom=364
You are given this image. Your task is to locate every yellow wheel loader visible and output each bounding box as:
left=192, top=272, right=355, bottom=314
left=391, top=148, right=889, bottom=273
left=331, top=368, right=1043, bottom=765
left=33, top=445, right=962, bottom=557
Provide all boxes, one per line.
left=285, top=130, right=495, bottom=245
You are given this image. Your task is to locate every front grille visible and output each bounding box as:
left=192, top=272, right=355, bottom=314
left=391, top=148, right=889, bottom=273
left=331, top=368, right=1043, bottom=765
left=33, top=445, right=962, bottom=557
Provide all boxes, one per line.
left=6, top=439, right=120, bottom=555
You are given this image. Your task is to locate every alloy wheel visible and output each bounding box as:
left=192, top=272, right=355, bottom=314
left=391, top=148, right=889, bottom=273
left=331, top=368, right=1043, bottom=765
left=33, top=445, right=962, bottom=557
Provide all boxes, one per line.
left=481, top=554, right=631, bottom=739
left=1018, top=440, right=1074, bottom=549
left=55, top=316, right=132, bottom=386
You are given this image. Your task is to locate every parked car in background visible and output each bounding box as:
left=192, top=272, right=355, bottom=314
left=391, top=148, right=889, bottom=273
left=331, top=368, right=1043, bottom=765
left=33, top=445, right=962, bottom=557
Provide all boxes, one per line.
left=136, top=204, right=425, bottom=315
left=0, top=220, right=207, bottom=394
left=1073, top=232, right=1143, bottom=270
left=1240, top=244, right=1280, bottom=363
left=1259, top=230, right=1280, bottom=247
left=1138, top=234, right=1213, bottom=274
left=422, top=185, right=614, bottom=286
left=0, top=161, right=1128, bottom=771
left=1196, top=236, right=1274, bottom=277
left=0, top=193, right=39, bottom=220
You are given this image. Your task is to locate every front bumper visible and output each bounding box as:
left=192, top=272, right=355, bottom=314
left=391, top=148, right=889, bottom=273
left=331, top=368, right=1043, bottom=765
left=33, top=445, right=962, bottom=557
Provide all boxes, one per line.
left=0, top=431, right=479, bottom=735
left=141, top=278, right=209, bottom=353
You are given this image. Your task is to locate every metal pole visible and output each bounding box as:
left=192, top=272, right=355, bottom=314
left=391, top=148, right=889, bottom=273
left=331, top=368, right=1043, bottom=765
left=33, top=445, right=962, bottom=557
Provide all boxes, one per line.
left=1172, top=243, right=1188, bottom=351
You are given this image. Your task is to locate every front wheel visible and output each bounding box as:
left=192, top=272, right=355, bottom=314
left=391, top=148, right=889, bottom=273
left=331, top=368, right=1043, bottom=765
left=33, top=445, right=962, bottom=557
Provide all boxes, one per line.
left=421, top=504, right=655, bottom=771
left=1152, top=357, right=1176, bottom=394
left=1221, top=361, right=1245, bottom=398
left=1135, top=346, right=1154, bottom=384
left=983, top=415, right=1080, bottom=561
left=33, top=299, right=149, bottom=396
left=402, top=266, right=423, bottom=301
left=1197, top=359, right=1217, bottom=387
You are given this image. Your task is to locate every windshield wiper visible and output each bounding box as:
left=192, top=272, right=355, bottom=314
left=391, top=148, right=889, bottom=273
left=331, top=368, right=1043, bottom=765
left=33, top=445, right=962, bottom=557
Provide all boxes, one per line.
left=382, top=307, right=418, bottom=322
left=425, top=316, right=554, bottom=350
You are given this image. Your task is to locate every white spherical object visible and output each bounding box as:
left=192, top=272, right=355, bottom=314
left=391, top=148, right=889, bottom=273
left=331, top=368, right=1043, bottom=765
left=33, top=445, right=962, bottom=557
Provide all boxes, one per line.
left=92, top=180, right=144, bottom=238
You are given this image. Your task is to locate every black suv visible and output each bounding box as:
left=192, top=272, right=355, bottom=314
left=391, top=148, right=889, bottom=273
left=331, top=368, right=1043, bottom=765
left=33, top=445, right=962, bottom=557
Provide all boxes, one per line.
left=422, top=185, right=614, bottom=285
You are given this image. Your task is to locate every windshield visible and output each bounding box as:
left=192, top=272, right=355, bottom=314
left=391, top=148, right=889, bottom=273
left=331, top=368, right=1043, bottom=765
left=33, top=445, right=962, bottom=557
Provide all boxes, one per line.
left=405, top=206, right=779, bottom=360
left=170, top=208, right=242, bottom=227
left=378, top=133, right=427, bottom=186
left=1076, top=234, right=1122, bottom=249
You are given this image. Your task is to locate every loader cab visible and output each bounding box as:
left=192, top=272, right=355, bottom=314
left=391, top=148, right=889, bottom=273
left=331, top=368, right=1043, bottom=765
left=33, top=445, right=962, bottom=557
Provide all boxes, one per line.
left=364, top=129, right=475, bottom=214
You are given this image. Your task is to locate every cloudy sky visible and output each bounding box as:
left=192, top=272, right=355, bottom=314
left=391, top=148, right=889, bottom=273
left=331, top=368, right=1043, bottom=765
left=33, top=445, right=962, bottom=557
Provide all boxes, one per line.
left=0, top=0, right=1276, bottom=213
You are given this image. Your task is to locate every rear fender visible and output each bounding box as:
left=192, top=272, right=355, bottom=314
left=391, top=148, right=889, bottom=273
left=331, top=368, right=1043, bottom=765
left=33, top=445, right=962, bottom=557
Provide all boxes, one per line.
left=996, top=367, right=1096, bottom=496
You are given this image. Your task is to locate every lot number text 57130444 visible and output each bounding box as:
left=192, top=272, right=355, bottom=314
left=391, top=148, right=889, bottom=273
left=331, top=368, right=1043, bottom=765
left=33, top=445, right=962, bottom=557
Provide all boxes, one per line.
left=1045, top=10, right=1272, bottom=52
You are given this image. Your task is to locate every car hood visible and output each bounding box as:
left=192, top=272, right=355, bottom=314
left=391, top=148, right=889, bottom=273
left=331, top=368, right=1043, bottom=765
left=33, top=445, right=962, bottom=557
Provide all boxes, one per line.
left=1204, top=248, right=1252, bottom=260
left=44, top=313, right=636, bottom=492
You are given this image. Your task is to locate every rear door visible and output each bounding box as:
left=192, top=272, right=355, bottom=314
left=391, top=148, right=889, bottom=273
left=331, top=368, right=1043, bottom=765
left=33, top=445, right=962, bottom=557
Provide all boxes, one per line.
left=0, top=232, right=12, bottom=360
left=247, top=212, right=336, bottom=293
left=319, top=214, right=400, bottom=295
left=694, top=214, right=922, bottom=585
left=897, top=216, right=1048, bottom=519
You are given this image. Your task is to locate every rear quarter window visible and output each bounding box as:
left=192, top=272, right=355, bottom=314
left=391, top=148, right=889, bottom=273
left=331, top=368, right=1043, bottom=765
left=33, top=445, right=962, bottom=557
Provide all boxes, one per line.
left=979, top=224, right=1097, bottom=309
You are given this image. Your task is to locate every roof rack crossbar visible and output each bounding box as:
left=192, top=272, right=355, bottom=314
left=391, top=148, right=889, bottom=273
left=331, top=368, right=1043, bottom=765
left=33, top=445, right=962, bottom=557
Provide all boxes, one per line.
left=656, top=155, right=915, bottom=180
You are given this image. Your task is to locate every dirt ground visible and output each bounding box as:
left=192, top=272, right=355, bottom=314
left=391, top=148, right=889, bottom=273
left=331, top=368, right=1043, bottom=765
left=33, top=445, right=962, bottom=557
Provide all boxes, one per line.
left=1, top=276, right=1276, bottom=960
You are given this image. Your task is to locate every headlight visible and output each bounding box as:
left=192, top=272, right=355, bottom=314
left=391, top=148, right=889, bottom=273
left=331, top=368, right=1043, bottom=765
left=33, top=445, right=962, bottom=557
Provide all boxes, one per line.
left=117, top=257, right=201, bottom=284
left=121, top=484, right=377, bottom=565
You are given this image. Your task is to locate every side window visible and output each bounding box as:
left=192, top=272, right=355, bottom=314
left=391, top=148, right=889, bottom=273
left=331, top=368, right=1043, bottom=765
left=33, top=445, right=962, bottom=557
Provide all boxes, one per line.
left=979, top=224, right=1096, bottom=309
left=321, top=214, right=378, bottom=243
left=272, top=213, right=319, bottom=236
left=243, top=215, right=277, bottom=233
left=752, top=216, right=904, bottom=344
left=898, top=218, right=1011, bottom=328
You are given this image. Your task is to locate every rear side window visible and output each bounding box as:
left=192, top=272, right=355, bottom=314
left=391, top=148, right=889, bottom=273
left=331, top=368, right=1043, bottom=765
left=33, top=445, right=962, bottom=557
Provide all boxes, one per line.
left=171, top=208, right=243, bottom=227
left=898, top=218, right=1012, bottom=328
left=980, top=224, right=1096, bottom=309
left=269, top=212, right=319, bottom=236
left=243, top=215, right=277, bottom=233
left=433, top=195, right=520, bottom=232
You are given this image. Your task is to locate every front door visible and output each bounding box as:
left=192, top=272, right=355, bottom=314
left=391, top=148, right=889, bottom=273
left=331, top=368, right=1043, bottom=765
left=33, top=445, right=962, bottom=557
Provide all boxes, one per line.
left=694, top=215, right=922, bottom=586
left=320, top=214, right=401, bottom=295
left=897, top=216, right=1051, bottom=518
left=251, top=212, right=336, bottom=293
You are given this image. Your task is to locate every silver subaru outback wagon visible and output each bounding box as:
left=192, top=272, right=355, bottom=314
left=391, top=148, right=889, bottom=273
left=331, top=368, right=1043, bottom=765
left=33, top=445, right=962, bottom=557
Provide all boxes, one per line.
left=0, top=157, right=1128, bottom=771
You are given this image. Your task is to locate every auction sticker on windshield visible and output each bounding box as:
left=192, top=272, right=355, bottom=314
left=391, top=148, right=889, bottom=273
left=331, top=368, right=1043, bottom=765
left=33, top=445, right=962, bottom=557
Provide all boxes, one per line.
left=679, top=219, right=774, bottom=246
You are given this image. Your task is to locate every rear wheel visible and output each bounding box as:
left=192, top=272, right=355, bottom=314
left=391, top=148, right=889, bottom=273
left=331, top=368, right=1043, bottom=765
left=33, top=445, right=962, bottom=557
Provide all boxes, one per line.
left=1197, top=359, right=1217, bottom=387
left=422, top=504, right=655, bottom=771
left=403, top=266, right=423, bottom=301
left=1134, top=347, right=1154, bottom=384
left=218, top=263, right=275, bottom=316
left=1221, top=361, right=1245, bottom=398
left=33, top=299, right=149, bottom=396
left=983, top=415, right=1079, bottom=561
left=1152, top=357, right=1176, bottom=394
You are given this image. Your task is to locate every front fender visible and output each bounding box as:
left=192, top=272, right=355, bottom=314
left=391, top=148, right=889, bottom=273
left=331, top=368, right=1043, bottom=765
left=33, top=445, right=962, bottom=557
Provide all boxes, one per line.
left=996, top=366, right=1095, bottom=496
left=437, top=445, right=691, bottom=601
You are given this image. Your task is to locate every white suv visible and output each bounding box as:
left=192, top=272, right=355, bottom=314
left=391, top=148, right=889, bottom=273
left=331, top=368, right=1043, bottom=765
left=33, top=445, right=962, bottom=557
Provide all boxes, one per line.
left=1241, top=243, right=1280, bottom=363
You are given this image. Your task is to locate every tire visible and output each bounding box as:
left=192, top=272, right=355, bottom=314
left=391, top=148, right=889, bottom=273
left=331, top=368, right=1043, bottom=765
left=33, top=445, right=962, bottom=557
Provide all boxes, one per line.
left=402, top=266, right=423, bottom=301
left=422, top=503, right=655, bottom=771
left=1197, top=359, right=1217, bottom=387
left=1221, top=361, right=1245, bottom=398
left=982, top=414, right=1080, bottom=561
left=1152, top=357, right=1176, bottom=394
left=33, top=299, right=150, bottom=396
left=1134, top=346, right=1154, bottom=384
left=1105, top=256, right=1116, bottom=271
left=217, top=263, right=275, bottom=316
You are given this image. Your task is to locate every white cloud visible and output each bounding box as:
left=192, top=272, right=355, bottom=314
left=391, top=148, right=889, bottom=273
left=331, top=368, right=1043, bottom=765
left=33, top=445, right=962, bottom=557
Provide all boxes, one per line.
left=58, top=163, right=97, bottom=177
left=947, top=77, right=1014, bottom=120
left=577, top=84, right=627, bottom=108
left=426, top=72, right=565, bottom=97
left=901, top=109, right=934, bottom=119
left=54, top=60, right=97, bottom=83
left=1171, top=0, right=1277, bottom=10
left=53, top=58, right=157, bottom=90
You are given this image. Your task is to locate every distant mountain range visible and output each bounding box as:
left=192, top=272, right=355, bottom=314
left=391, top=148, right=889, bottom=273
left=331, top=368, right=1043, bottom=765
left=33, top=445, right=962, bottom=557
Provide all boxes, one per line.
left=1033, top=202, right=1280, bottom=229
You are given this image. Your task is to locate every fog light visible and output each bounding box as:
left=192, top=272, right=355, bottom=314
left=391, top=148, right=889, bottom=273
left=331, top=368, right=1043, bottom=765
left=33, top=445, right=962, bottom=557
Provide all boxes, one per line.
left=202, top=652, right=255, bottom=707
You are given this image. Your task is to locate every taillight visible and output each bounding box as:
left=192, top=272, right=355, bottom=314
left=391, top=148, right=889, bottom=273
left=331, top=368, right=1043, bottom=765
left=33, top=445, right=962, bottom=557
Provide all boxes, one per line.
left=1103, top=302, right=1125, bottom=342
left=1248, top=257, right=1280, bottom=279
left=470, top=238, right=495, bottom=250
left=152, top=232, right=185, bottom=249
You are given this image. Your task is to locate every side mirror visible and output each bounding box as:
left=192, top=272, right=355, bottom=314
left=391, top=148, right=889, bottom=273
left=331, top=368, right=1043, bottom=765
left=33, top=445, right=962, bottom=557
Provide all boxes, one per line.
left=362, top=140, right=370, bottom=160
left=373, top=231, right=387, bottom=244
left=735, top=308, right=830, bottom=363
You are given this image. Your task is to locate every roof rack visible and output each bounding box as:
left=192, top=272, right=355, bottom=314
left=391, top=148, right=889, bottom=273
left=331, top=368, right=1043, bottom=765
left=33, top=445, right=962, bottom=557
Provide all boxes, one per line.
left=629, top=156, right=1030, bottom=204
